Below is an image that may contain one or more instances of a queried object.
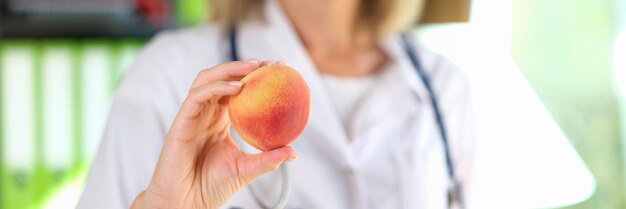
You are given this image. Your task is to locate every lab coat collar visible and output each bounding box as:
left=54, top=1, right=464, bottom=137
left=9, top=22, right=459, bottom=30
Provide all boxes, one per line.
left=382, top=36, right=430, bottom=103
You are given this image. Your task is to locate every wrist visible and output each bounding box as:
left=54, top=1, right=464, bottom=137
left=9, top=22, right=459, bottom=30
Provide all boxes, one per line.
left=131, top=190, right=172, bottom=209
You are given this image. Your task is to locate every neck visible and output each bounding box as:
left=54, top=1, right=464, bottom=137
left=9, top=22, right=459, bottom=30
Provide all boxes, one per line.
left=278, top=0, right=387, bottom=77
left=279, top=0, right=374, bottom=54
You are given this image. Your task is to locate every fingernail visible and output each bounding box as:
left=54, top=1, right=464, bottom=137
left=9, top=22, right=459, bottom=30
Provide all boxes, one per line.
left=245, top=59, right=259, bottom=64
left=261, top=61, right=273, bottom=66
left=287, top=153, right=299, bottom=161
left=227, top=81, right=243, bottom=87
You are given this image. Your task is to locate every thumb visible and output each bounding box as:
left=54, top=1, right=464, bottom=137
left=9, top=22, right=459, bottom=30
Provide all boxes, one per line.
left=237, top=146, right=298, bottom=185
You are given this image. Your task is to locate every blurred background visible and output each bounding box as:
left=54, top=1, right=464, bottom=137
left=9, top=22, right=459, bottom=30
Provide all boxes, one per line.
left=0, top=0, right=624, bottom=208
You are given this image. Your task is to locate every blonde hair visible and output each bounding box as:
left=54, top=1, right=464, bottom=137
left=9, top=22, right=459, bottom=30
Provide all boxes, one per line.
left=208, top=0, right=425, bottom=37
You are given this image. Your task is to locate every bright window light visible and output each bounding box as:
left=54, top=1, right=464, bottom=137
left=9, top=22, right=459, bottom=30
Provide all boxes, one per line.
left=417, top=0, right=595, bottom=208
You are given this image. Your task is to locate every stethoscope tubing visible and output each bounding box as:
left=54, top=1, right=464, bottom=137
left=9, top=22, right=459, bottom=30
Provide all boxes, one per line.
left=248, top=165, right=290, bottom=209
left=400, top=33, right=465, bottom=209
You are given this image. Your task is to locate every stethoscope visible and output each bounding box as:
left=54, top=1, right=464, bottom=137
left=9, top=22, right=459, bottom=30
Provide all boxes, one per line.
left=228, top=28, right=465, bottom=209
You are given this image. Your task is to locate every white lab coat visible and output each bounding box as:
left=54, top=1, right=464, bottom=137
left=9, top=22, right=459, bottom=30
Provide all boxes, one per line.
left=77, top=0, right=475, bottom=208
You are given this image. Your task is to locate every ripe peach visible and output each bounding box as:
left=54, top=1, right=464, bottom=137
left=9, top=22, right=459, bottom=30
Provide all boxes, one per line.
left=228, top=65, right=311, bottom=151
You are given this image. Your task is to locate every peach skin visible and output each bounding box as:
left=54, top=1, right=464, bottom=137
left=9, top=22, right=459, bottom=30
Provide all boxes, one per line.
left=229, top=64, right=311, bottom=151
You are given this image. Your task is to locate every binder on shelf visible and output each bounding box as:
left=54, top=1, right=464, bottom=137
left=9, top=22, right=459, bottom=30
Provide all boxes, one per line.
left=80, top=42, right=112, bottom=163
left=41, top=42, right=75, bottom=186
left=1, top=42, right=37, bottom=209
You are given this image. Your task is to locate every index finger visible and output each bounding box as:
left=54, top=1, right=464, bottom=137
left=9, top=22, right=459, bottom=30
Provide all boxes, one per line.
left=192, top=59, right=260, bottom=88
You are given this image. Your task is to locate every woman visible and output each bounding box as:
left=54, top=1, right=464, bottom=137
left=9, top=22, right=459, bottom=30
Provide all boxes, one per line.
left=78, top=0, right=475, bottom=208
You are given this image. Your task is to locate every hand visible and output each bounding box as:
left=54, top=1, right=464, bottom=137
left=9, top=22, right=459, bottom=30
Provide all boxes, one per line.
left=131, top=60, right=298, bottom=209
